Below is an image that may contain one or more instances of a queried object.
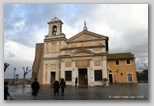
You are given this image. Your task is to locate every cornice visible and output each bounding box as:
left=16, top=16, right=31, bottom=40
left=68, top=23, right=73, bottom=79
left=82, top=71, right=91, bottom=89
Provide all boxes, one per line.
left=60, top=45, right=106, bottom=51
left=44, top=36, right=68, bottom=42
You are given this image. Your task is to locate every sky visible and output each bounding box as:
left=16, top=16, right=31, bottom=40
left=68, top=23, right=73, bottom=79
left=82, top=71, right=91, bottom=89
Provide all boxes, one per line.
left=4, top=4, right=148, bottom=79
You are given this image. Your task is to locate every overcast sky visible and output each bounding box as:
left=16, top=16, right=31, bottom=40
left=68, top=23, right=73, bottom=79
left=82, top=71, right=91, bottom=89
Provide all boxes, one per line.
left=4, top=4, right=148, bottom=78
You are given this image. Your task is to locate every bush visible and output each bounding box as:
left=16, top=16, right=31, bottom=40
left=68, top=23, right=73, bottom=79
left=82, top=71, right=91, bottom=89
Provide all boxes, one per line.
left=103, top=78, right=108, bottom=82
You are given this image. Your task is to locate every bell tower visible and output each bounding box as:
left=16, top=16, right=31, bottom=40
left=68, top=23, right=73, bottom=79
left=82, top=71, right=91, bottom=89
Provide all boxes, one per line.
left=44, top=17, right=67, bottom=54
left=47, top=17, right=63, bottom=36
left=43, top=17, right=67, bottom=85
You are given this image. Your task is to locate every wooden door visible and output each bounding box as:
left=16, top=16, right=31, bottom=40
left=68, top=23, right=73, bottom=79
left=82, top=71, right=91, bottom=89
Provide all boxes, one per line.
left=51, top=72, right=55, bottom=86
left=109, top=74, right=113, bottom=83
left=79, top=68, right=88, bottom=85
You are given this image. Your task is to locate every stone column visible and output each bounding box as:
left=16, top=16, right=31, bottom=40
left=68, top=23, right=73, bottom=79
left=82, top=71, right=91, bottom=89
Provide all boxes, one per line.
left=57, top=41, right=59, bottom=52
left=87, top=68, right=91, bottom=86
left=44, top=43, right=46, bottom=54
left=55, top=63, right=59, bottom=80
left=57, top=26, right=61, bottom=35
left=48, top=24, right=51, bottom=36
left=102, top=56, right=109, bottom=86
left=61, top=61, right=65, bottom=79
left=90, top=59, right=94, bottom=86
left=102, top=56, right=107, bottom=78
left=72, top=60, right=76, bottom=86
left=43, top=62, right=48, bottom=84
left=48, top=42, right=51, bottom=53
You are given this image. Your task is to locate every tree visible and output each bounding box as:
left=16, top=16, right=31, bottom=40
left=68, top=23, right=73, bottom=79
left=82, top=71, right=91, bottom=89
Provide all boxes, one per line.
left=142, top=69, right=148, bottom=82
left=136, top=72, right=143, bottom=82
left=103, top=78, right=108, bottom=87
left=143, top=63, right=148, bottom=70
left=137, top=62, right=148, bottom=83
left=136, top=69, right=148, bottom=83
left=23, top=67, right=31, bottom=87
left=4, top=62, right=10, bottom=72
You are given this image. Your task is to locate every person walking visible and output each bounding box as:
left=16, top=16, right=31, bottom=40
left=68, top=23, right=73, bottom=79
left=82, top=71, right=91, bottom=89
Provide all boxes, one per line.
left=4, top=81, right=12, bottom=100
left=53, top=80, right=60, bottom=96
left=31, top=78, right=40, bottom=100
left=75, top=77, right=78, bottom=87
left=60, top=78, right=66, bottom=96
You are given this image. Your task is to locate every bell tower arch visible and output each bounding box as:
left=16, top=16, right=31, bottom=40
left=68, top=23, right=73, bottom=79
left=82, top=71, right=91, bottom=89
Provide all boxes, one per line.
left=47, top=17, right=63, bottom=36
left=52, top=25, right=57, bottom=35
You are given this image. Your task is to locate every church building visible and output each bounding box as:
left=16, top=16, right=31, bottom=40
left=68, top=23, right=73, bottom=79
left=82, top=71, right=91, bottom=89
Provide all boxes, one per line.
left=32, top=17, right=137, bottom=86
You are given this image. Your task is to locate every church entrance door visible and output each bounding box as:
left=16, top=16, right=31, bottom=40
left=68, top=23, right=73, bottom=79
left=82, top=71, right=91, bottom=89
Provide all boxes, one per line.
left=109, top=74, right=113, bottom=83
left=78, top=68, right=88, bottom=86
left=50, top=72, right=55, bottom=86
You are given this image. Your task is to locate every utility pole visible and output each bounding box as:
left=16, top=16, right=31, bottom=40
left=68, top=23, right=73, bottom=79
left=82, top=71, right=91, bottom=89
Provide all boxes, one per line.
left=14, top=68, right=16, bottom=85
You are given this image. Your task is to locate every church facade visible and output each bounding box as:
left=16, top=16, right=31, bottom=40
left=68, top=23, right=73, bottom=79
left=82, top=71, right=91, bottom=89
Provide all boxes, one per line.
left=32, top=17, right=137, bottom=86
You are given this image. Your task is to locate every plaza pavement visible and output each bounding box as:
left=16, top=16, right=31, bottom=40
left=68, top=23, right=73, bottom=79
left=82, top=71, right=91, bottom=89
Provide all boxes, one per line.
left=7, top=83, right=148, bottom=100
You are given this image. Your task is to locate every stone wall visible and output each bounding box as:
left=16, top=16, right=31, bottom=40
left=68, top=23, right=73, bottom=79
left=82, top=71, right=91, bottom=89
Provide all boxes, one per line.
left=4, top=79, right=31, bottom=85
left=32, top=43, right=44, bottom=83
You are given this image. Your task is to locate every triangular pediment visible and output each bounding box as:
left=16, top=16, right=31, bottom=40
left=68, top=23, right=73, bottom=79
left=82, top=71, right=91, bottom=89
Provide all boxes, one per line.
left=68, top=30, right=108, bottom=42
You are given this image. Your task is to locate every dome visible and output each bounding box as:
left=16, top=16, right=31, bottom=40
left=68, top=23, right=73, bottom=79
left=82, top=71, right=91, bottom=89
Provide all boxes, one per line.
left=48, top=17, right=63, bottom=24
left=50, top=17, right=60, bottom=22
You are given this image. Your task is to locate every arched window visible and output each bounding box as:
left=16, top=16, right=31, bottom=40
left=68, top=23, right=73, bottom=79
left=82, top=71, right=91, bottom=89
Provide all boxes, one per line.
left=52, top=25, right=57, bottom=35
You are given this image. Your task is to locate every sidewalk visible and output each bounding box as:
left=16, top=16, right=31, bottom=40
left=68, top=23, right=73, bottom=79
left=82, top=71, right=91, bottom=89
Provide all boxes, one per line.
left=8, top=83, right=148, bottom=100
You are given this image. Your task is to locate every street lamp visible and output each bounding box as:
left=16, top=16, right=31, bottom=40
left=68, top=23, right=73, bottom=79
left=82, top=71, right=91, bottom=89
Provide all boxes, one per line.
left=14, top=68, right=16, bottom=85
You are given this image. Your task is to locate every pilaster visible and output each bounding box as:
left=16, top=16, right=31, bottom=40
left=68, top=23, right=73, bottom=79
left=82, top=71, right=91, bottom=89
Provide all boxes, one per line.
left=61, top=61, right=65, bottom=79
left=90, top=59, right=94, bottom=86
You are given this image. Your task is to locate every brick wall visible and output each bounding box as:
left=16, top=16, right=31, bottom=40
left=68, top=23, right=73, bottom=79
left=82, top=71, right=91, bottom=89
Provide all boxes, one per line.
left=32, top=43, right=44, bottom=84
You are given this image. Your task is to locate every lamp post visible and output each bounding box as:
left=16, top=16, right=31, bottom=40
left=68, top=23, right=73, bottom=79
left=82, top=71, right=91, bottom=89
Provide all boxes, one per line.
left=14, top=68, right=16, bottom=85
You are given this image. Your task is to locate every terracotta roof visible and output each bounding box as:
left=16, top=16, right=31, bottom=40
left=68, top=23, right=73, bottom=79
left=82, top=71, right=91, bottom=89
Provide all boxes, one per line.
left=108, top=52, right=134, bottom=60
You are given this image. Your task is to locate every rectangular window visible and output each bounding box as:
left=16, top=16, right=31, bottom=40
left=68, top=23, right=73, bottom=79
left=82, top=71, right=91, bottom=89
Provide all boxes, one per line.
left=94, top=70, right=102, bottom=81
left=126, top=59, right=131, bottom=64
left=65, top=71, right=72, bottom=81
left=115, top=60, right=120, bottom=65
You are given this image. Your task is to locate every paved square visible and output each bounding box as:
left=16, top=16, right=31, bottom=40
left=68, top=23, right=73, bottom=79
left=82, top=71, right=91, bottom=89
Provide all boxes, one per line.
left=7, top=83, right=148, bottom=100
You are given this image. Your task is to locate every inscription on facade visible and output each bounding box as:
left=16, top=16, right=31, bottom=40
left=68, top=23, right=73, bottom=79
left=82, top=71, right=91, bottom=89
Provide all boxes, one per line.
left=75, top=59, right=90, bottom=68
